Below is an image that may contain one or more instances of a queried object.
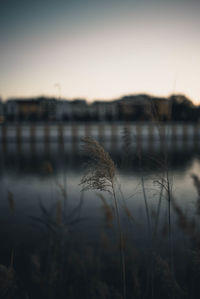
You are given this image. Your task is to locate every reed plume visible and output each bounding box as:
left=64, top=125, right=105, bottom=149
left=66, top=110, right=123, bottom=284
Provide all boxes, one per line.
left=80, top=136, right=126, bottom=299
left=80, top=136, right=115, bottom=193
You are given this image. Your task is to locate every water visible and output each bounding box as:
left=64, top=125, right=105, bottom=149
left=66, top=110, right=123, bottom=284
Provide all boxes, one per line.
left=0, top=139, right=200, bottom=245
left=1, top=134, right=200, bottom=298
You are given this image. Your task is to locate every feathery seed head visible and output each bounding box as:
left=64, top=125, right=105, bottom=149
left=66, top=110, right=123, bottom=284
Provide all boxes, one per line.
left=80, top=137, right=116, bottom=192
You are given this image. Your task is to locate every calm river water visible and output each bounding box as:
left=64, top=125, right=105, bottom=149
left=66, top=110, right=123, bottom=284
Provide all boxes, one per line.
left=0, top=138, right=200, bottom=253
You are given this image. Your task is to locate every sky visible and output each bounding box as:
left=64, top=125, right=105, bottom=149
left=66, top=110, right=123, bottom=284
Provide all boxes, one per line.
left=1, top=0, right=200, bottom=103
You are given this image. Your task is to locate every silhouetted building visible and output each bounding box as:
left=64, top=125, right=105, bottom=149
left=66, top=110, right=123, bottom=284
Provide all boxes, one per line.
left=1, top=94, right=199, bottom=123
left=5, top=100, right=18, bottom=121
left=56, top=100, right=72, bottom=121
left=39, top=97, right=57, bottom=121
left=71, top=99, right=87, bottom=121
left=0, top=99, right=4, bottom=123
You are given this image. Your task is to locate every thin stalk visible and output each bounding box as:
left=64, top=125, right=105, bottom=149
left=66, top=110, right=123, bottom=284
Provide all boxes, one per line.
left=112, top=180, right=126, bottom=299
left=9, top=248, right=14, bottom=269
left=141, top=174, right=152, bottom=235
left=115, top=177, right=136, bottom=225
left=153, top=180, right=164, bottom=240
left=63, top=170, right=67, bottom=220
left=138, top=147, right=153, bottom=298
left=166, top=169, right=173, bottom=273
left=137, top=143, right=151, bottom=234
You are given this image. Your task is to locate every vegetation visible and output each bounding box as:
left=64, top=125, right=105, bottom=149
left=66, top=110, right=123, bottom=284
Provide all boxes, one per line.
left=1, top=131, right=200, bottom=298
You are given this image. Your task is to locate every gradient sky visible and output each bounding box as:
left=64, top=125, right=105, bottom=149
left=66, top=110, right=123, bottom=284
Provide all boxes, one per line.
left=1, top=0, right=200, bottom=103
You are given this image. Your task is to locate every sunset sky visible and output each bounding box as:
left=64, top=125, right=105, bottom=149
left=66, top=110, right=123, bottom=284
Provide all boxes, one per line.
left=1, top=0, right=200, bottom=103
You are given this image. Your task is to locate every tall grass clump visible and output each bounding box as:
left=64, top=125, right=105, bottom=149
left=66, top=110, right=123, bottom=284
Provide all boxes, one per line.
left=80, top=136, right=126, bottom=299
left=148, top=100, right=174, bottom=273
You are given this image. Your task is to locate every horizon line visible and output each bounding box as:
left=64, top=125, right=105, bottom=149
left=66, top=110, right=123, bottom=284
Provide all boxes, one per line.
left=1, top=92, right=198, bottom=105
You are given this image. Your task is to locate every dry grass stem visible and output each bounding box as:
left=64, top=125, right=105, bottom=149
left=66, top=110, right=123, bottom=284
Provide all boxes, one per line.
left=80, top=136, right=126, bottom=299
left=98, top=193, right=114, bottom=228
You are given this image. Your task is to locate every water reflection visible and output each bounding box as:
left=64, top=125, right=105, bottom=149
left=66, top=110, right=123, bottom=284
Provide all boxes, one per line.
left=0, top=140, right=199, bottom=234
left=1, top=140, right=200, bottom=175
